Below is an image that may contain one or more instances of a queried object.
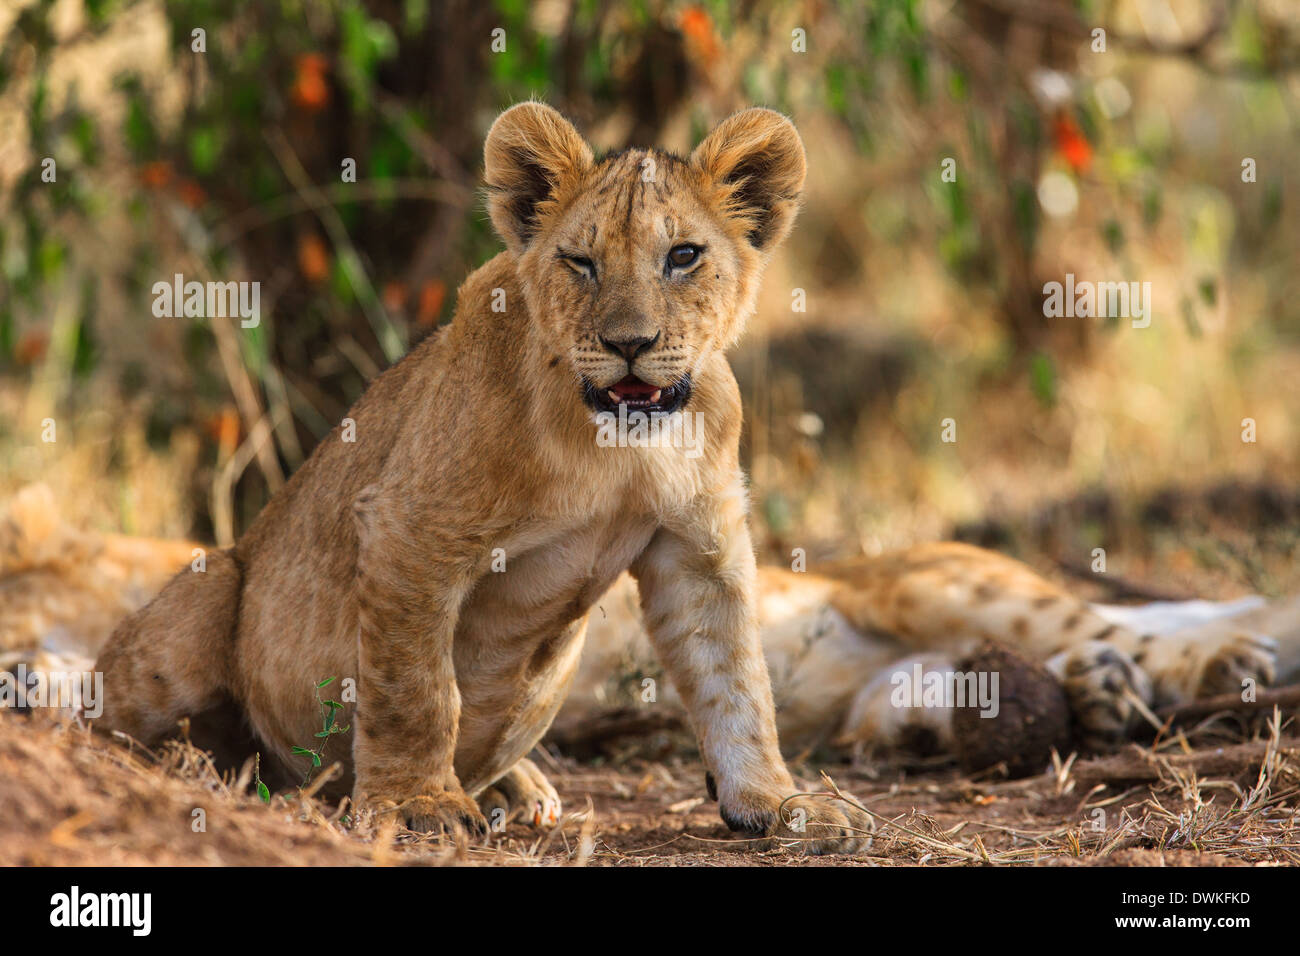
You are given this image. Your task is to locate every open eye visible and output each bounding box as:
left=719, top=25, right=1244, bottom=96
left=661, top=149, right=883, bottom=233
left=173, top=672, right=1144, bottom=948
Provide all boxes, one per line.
left=560, top=253, right=596, bottom=279
left=666, top=244, right=701, bottom=270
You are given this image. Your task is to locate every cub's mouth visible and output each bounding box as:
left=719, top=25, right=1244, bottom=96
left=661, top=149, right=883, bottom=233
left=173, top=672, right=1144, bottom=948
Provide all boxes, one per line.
left=583, top=373, right=692, bottom=416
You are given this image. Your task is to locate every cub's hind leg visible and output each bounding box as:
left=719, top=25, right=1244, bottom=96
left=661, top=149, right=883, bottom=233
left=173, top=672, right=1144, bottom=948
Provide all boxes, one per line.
left=90, top=549, right=241, bottom=746
left=476, top=758, right=562, bottom=830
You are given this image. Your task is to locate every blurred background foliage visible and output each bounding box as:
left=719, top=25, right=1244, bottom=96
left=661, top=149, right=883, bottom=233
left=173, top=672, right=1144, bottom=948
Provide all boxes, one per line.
left=1, top=0, right=1298, bottom=594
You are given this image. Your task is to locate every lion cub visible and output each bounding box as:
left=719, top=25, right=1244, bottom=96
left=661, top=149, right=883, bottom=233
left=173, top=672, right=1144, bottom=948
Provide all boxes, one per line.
left=92, top=103, right=869, bottom=853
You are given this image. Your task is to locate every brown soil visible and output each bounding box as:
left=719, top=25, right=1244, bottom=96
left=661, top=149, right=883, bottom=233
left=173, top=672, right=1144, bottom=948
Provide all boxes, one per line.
left=4, top=708, right=1296, bottom=867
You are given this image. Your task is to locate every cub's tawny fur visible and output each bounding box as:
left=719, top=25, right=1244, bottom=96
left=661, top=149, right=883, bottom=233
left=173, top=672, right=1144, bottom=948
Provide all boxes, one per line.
left=91, top=103, right=872, bottom=852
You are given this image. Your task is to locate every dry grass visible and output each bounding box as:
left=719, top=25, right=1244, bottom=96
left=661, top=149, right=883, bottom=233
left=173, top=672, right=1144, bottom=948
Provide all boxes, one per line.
left=0, top=710, right=607, bottom=867
left=4, top=701, right=1296, bottom=867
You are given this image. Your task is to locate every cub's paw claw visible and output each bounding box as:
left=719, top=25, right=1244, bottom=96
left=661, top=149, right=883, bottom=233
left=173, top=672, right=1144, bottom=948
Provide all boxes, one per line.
left=1050, top=643, right=1153, bottom=749
left=391, top=790, right=487, bottom=839
left=772, top=794, right=872, bottom=856
left=719, top=788, right=871, bottom=856
left=477, top=758, right=561, bottom=831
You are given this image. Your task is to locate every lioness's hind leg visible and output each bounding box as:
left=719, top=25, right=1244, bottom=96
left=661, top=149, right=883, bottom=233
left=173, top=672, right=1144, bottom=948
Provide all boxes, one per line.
left=90, top=549, right=241, bottom=746
left=477, top=758, right=561, bottom=830
left=833, top=653, right=959, bottom=756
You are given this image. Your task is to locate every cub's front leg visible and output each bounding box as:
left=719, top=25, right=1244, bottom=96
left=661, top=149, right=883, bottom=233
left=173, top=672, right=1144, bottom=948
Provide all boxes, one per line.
left=632, top=480, right=870, bottom=855
left=351, top=485, right=486, bottom=837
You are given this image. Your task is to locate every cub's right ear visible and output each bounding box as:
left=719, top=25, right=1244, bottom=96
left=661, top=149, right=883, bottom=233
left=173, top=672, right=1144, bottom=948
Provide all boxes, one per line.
left=484, top=102, right=593, bottom=254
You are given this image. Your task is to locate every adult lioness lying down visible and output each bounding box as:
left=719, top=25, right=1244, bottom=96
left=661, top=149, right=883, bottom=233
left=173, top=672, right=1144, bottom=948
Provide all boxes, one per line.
left=90, top=102, right=876, bottom=852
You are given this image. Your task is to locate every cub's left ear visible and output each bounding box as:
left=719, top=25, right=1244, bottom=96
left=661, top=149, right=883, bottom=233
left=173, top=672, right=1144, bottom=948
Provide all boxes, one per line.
left=690, top=108, right=807, bottom=253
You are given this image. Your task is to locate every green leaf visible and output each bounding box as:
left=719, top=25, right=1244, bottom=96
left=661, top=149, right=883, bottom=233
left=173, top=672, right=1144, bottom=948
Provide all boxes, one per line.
left=1101, top=219, right=1124, bottom=253
left=403, top=0, right=429, bottom=34
left=291, top=746, right=313, bottom=755
left=35, top=237, right=66, bottom=280
left=1142, top=187, right=1163, bottom=228
left=1029, top=352, right=1057, bottom=408
left=824, top=63, right=847, bottom=115
left=1259, top=181, right=1282, bottom=231
left=188, top=126, right=221, bottom=175
left=904, top=49, right=928, bottom=100
left=71, top=112, right=99, bottom=166
left=317, top=677, right=336, bottom=688
left=72, top=283, right=98, bottom=379
left=339, top=3, right=398, bottom=110
left=947, top=68, right=968, bottom=102
left=0, top=306, right=13, bottom=360
left=121, top=88, right=156, bottom=160
left=257, top=781, right=271, bottom=803
left=84, top=0, right=111, bottom=26
left=1198, top=276, right=1217, bottom=307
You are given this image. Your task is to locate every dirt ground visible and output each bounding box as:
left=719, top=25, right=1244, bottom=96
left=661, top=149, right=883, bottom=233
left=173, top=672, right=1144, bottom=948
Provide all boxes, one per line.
left=3, top=705, right=1296, bottom=867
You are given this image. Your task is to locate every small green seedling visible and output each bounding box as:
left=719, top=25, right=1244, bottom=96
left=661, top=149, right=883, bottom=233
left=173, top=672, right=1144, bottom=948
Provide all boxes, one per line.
left=254, top=752, right=271, bottom=804
left=291, top=677, right=351, bottom=789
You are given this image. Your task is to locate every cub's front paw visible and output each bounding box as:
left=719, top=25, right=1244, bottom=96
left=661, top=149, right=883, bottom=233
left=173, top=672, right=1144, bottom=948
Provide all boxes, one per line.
left=719, top=788, right=870, bottom=856
left=772, top=794, right=872, bottom=856
left=375, top=789, right=488, bottom=839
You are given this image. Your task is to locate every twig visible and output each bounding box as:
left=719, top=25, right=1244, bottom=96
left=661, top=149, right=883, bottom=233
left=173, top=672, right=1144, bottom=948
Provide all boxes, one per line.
left=1053, top=556, right=1195, bottom=601
left=1156, top=684, right=1300, bottom=723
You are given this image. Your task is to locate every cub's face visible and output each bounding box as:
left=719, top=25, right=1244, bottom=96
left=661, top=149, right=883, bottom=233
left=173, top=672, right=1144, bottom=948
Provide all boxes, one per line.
left=484, top=103, right=806, bottom=417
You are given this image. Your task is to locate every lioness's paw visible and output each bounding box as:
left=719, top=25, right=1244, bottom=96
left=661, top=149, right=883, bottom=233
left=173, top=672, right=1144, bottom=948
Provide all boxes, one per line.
left=1048, top=642, right=1153, bottom=749
left=1191, top=633, right=1276, bottom=700
left=477, top=758, right=561, bottom=830
left=379, top=789, right=487, bottom=838
left=1135, top=630, right=1277, bottom=706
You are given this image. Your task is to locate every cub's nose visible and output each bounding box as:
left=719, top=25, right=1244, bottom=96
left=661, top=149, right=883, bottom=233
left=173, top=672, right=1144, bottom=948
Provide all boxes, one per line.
left=599, top=331, right=660, bottom=363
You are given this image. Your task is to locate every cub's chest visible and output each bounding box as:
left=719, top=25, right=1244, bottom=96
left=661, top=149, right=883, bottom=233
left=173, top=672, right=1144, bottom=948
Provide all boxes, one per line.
left=457, top=517, right=658, bottom=646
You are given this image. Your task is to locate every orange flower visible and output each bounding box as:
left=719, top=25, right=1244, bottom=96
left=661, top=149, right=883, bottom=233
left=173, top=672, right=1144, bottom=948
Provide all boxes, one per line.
left=292, top=53, right=330, bottom=111
left=14, top=329, right=48, bottom=365
left=204, top=406, right=241, bottom=455
left=1053, top=113, right=1092, bottom=174
left=382, top=280, right=409, bottom=313
left=176, top=178, right=206, bottom=209
left=416, top=279, right=446, bottom=327
left=297, top=233, right=330, bottom=283
left=679, top=5, right=721, bottom=66
left=139, top=161, right=173, bottom=188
